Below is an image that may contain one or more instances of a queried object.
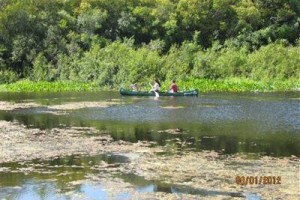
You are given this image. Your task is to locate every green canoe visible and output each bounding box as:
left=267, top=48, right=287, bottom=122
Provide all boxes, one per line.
left=120, top=88, right=198, bottom=96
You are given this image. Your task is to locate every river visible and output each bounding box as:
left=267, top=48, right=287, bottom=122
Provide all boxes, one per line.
left=0, top=91, right=299, bottom=199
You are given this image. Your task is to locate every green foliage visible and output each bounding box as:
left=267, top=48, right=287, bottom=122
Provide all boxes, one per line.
left=72, top=38, right=164, bottom=87
left=190, top=41, right=247, bottom=80
left=3, top=80, right=99, bottom=92
left=77, top=8, right=108, bottom=34
left=32, top=53, right=57, bottom=81
left=248, top=42, right=300, bottom=80
left=163, top=41, right=200, bottom=80
left=0, top=0, right=299, bottom=92
left=176, top=78, right=300, bottom=92
left=0, top=70, right=18, bottom=84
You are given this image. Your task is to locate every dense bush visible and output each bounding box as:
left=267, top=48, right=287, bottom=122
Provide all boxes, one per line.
left=0, top=70, right=18, bottom=84
left=0, top=0, right=299, bottom=89
left=247, top=42, right=300, bottom=80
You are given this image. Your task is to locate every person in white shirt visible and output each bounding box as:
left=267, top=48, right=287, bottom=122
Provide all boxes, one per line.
left=130, top=83, right=139, bottom=91
left=151, top=79, right=161, bottom=92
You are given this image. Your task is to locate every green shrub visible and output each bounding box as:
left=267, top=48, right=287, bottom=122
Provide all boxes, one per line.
left=0, top=70, right=18, bottom=84
left=248, top=42, right=300, bottom=80
left=32, top=53, right=58, bottom=81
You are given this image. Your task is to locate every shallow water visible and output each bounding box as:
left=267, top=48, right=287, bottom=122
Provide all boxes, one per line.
left=0, top=154, right=253, bottom=200
left=1, top=91, right=299, bottom=156
left=0, top=91, right=299, bottom=199
left=0, top=154, right=131, bottom=200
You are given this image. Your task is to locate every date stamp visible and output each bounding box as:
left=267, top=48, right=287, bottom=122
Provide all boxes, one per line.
left=236, top=176, right=281, bottom=185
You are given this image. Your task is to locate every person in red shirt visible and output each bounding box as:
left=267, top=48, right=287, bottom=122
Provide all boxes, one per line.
left=169, top=80, right=178, bottom=93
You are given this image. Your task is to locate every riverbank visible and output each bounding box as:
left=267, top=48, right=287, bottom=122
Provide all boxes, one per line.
left=0, top=78, right=299, bottom=93
left=0, top=80, right=101, bottom=92
left=176, top=78, right=300, bottom=92
left=0, top=120, right=299, bottom=199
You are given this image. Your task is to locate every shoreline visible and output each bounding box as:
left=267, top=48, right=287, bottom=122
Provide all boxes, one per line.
left=0, top=79, right=299, bottom=93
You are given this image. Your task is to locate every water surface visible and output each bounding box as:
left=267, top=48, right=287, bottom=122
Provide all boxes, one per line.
left=1, top=91, right=299, bottom=157
left=0, top=91, right=299, bottom=199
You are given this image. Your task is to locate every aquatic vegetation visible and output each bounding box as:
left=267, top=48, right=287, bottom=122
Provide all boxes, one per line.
left=197, top=103, right=218, bottom=108
left=47, top=101, right=120, bottom=110
left=1, top=78, right=298, bottom=92
left=160, top=106, right=184, bottom=109
left=157, top=128, right=186, bottom=135
left=0, top=118, right=299, bottom=199
left=0, top=101, right=41, bottom=110
left=0, top=121, right=160, bottom=163
left=127, top=150, right=300, bottom=199
left=0, top=80, right=100, bottom=92
left=175, top=78, right=300, bottom=92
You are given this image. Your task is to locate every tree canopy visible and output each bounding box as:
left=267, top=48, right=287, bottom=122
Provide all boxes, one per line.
left=0, top=0, right=299, bottom=85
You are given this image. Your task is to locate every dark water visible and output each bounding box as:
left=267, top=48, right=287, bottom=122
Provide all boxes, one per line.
left=0, top=91, right=299, bottom=199
left=0, top=91, right=299, bottom=157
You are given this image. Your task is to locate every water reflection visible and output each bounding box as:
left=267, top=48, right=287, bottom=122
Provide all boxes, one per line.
left=0, top=181, right=67, bottom=200
left=1, top=91, right=297, bottom=199
left=0, top=154, right=247, bottom=200
left=0, top=91, right=299, bottom=157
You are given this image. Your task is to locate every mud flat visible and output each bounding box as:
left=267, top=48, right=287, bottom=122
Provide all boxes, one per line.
left=0, top=100, right=120, bottom=111
left=124, top=151, right=299, bottom=199
left=0, top=101, right=40, bottom=110
left=0, top=120, right=299, bottom=199
left=47, top=101, right=120, bottom=110
left=0, top=121, right=157, bottom=163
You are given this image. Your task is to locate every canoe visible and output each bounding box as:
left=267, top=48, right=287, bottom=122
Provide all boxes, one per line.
left=120, top=88, right=198, bottom=96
